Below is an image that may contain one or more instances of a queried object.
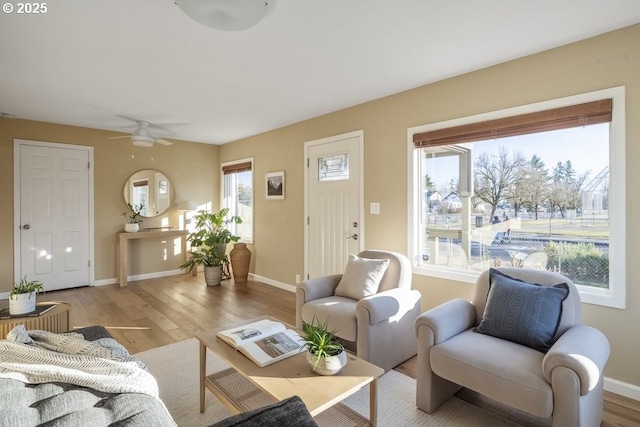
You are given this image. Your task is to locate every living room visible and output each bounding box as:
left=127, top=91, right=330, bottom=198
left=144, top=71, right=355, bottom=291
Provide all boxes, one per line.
left=1, top=2, right=640, bottom=425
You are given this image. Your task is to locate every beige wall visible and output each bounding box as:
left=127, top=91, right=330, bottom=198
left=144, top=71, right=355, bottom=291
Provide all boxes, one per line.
left=0, top=119, right=219, bottom=285
left=221, top=24, right=640, bottom=387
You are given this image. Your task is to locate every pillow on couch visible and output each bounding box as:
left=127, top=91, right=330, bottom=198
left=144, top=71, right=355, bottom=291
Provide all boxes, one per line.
left=209, top=396, right=317, bottom=427
left=475, top=268, right=569, bottom=352
left=334, top=254, right=390, bottom=300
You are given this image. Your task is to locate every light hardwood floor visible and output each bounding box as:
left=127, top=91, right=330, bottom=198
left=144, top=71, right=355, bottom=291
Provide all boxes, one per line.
left=36, top=274, right=640, bottom=427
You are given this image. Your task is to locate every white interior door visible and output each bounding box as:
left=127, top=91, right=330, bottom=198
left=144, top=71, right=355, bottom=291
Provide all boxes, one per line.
left=305, top=131, right=363, bottom=280
left=15, top=141, right=91, bottom=291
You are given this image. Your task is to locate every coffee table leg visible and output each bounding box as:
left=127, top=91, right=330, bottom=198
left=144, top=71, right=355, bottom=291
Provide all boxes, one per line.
left=369, top=378, right=378, bottom=427
left=200, top=341, right=206, bottom=413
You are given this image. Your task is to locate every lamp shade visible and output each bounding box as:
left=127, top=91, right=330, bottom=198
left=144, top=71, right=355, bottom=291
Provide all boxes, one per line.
left=175, top=0, right=271, bottom=32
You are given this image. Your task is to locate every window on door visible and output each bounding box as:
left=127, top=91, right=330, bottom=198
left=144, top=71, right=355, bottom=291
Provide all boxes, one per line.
left=222, top=159, right=253, bottom=243
left=408, top=87, right=625, bottom=308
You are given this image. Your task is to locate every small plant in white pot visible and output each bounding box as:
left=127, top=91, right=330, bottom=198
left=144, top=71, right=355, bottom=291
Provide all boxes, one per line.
left=302, top=318, right=347, bottom=376
left=121, top=202, right=144, bottom=232
left=9, top=276, right=44, bottom=315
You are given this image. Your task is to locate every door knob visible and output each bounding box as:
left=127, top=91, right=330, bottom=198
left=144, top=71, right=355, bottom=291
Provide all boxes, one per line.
left=346, top=233, right=359, bottom=240
left=22, top=224, right=31, bottom=230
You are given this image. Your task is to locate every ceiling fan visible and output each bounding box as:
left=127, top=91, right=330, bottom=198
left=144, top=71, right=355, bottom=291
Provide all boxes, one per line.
left=108, top=120, right=173, bottom=148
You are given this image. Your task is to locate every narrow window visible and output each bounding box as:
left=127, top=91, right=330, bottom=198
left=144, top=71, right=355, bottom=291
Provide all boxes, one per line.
left=222, top=159, right=253, bottom=243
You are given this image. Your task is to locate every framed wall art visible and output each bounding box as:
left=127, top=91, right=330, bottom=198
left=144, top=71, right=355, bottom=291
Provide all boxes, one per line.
left=265, top=171, right=285, bottom=200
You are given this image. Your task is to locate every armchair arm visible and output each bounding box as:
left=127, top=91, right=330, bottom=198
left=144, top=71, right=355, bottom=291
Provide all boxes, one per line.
left=542, top=325, right=610, bottom=395
left=415, top=299, right=475, bottom=345
left=357, top=288, right=422, bottom=325
left=296, top=274, right=342, bottom=303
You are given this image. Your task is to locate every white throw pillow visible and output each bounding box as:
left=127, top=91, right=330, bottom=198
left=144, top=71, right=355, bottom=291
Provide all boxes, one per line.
left=334, top=254, right=390, bottom=300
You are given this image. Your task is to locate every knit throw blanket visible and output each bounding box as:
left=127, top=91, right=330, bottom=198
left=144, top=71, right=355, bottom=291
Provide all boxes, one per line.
left=0, top=325, right=159, bottom=398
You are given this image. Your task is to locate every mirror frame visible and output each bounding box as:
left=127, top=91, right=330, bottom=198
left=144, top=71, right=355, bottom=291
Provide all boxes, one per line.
left=123, top=169, right=173, bottom=218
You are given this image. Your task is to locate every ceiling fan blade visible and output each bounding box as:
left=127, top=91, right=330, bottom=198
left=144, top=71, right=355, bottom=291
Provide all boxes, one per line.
left=108, top=135, right=132, bottom=140
left=156, top=138, right=173, bottom=146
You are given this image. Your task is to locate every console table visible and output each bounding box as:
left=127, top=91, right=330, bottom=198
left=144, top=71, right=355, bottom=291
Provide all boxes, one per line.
left=117, top=229, right=188, bottom=287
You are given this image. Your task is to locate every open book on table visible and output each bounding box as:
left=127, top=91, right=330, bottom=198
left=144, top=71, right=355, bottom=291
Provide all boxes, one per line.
left=216, top=319, right=304, bottom=367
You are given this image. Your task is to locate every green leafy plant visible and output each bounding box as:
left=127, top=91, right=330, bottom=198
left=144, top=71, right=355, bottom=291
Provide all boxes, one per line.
left=9, top=276, right=44, bottom=299
left=180, top=245, right=225, bottom=270
left=122, top=202, right=144, bottom=224
left=187, top=208, right=242, bottom=246
left=302, top=317, right=344, bottom=371
left=179, top=208, right=242, bottom=272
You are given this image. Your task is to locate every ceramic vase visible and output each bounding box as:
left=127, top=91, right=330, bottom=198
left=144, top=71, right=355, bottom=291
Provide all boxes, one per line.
left=204, top=265, right=223, bottom=286
left=306, top=350, right=348, bottom=376
left=9, top=292, right=36, bottom=315
left=124, top=223, right=139, bottom=233
left=230, top=243, right=251, bottom=282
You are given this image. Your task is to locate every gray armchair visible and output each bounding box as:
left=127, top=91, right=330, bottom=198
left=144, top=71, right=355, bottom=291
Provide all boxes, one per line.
left=415, top=267, right=610, bottom=427
left=296, top=250, right=422, bottom=372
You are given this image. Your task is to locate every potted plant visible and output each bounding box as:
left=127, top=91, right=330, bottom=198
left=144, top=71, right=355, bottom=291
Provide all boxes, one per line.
left=302, top=318, right=347, bottom=376
left=9, top=276, right=44, bottom=315
left=180, top=208, right=242, bottom=286
left=122, top=202, right=144, bottom=232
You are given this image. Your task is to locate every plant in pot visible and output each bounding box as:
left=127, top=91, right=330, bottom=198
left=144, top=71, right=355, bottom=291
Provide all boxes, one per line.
left=180, top=208, right=241, bottom=285
left=302, top=318, right=347, bottom=376
left=180, top=245, right=226, bottom=286
left=121, top=202, right=144, bottom=232
left=9, top=276, right=44, bottom=315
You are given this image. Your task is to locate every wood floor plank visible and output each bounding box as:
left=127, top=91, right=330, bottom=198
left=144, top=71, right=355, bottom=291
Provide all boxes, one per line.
left=33, top=274, right=638, bottom=426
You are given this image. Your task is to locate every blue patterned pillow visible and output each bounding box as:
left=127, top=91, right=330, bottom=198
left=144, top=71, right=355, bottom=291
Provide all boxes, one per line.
left=475, top=268, right=569, bottom=352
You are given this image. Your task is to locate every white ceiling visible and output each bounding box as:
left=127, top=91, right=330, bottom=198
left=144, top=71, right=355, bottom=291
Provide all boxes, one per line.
left=1, top=0, right=640, bottom=145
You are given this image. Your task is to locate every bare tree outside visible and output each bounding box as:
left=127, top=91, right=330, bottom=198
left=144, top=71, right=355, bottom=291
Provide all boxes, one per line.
left=473, top=148, right=526, bottom=219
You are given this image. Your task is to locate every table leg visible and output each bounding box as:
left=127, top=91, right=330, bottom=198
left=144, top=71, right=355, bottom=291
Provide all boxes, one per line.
left=118, top=235, right=128, bottom=287
left=200, top=341, right=206, bottom=413
left=369, top=378, right=377, bottom=427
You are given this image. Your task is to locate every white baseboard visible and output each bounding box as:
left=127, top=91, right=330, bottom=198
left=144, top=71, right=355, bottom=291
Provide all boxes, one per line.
left=95, top=269, right=186, bottom=287
left=248, top=273, right=296, bottom=293
left=605, top=377, right=640, bottom=401
left=93, top=278, right=117, bottom=286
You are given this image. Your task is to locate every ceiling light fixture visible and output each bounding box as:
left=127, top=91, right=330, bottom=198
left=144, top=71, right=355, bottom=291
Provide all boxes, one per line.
left=175, top=0, right=271, bottom=32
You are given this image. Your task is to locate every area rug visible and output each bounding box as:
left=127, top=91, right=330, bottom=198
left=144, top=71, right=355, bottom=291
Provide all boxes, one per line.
left=135, top=339, right=519, bottom=427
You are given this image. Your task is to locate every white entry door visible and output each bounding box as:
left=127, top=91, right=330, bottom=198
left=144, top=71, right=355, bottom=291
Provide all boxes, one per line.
left=15, top=141, right=92, bottom=291
left=305, top=131, right=363, bottom=280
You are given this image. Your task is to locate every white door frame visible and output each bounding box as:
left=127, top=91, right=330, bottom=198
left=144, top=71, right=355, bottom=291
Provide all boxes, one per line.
left=303, top=130, right=364, bottom=281
left=13, top=139, right=95, bottom=287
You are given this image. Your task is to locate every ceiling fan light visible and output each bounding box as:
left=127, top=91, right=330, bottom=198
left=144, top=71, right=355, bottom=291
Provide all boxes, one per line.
left=132, top=135, right=155, bottom=148
left=176, top=0, right=270, bottom=31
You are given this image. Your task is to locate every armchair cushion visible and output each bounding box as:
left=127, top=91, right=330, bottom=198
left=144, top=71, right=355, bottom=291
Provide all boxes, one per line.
left=475, top=268, right=569, bottom=352
left=300, top=296, right=358, bottom=341
left=334, top=254, right=389, bottom=300
left=431, top=329, right=553, bottom=418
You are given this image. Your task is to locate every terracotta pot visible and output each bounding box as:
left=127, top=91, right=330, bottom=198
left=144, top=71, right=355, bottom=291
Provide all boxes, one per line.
left=230, top=243, right=251, bottom=282
left=306, top=350, right=348, bottom=376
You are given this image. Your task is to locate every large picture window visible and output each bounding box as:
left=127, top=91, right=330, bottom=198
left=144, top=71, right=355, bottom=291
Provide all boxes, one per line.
left=408, top=87, right=625, bottom=308
left=222, top=159, right=253, bottom=243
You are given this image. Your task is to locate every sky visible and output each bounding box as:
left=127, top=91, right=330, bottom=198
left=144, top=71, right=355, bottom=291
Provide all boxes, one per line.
left=425, top=123, right=609, bottom=191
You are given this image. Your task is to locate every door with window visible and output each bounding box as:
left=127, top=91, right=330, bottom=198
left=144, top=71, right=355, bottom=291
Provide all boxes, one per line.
left=305, top=131, right=363, bottom=279
left=15, top=141, right=91, bottom=291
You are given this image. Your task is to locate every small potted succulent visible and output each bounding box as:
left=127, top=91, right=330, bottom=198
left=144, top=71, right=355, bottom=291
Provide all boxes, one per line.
left=302, top=318, right=347, bottom=375
left=122, top=202, right=144, bottom=232
left=9, top=276, right=44, bottom=315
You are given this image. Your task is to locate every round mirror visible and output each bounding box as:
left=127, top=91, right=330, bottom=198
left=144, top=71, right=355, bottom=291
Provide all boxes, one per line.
left=123, top=170, right=173, bottom=217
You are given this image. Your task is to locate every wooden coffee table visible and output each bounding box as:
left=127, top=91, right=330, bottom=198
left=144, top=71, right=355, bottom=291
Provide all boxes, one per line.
left=196, top=317, right=384, bottom=427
